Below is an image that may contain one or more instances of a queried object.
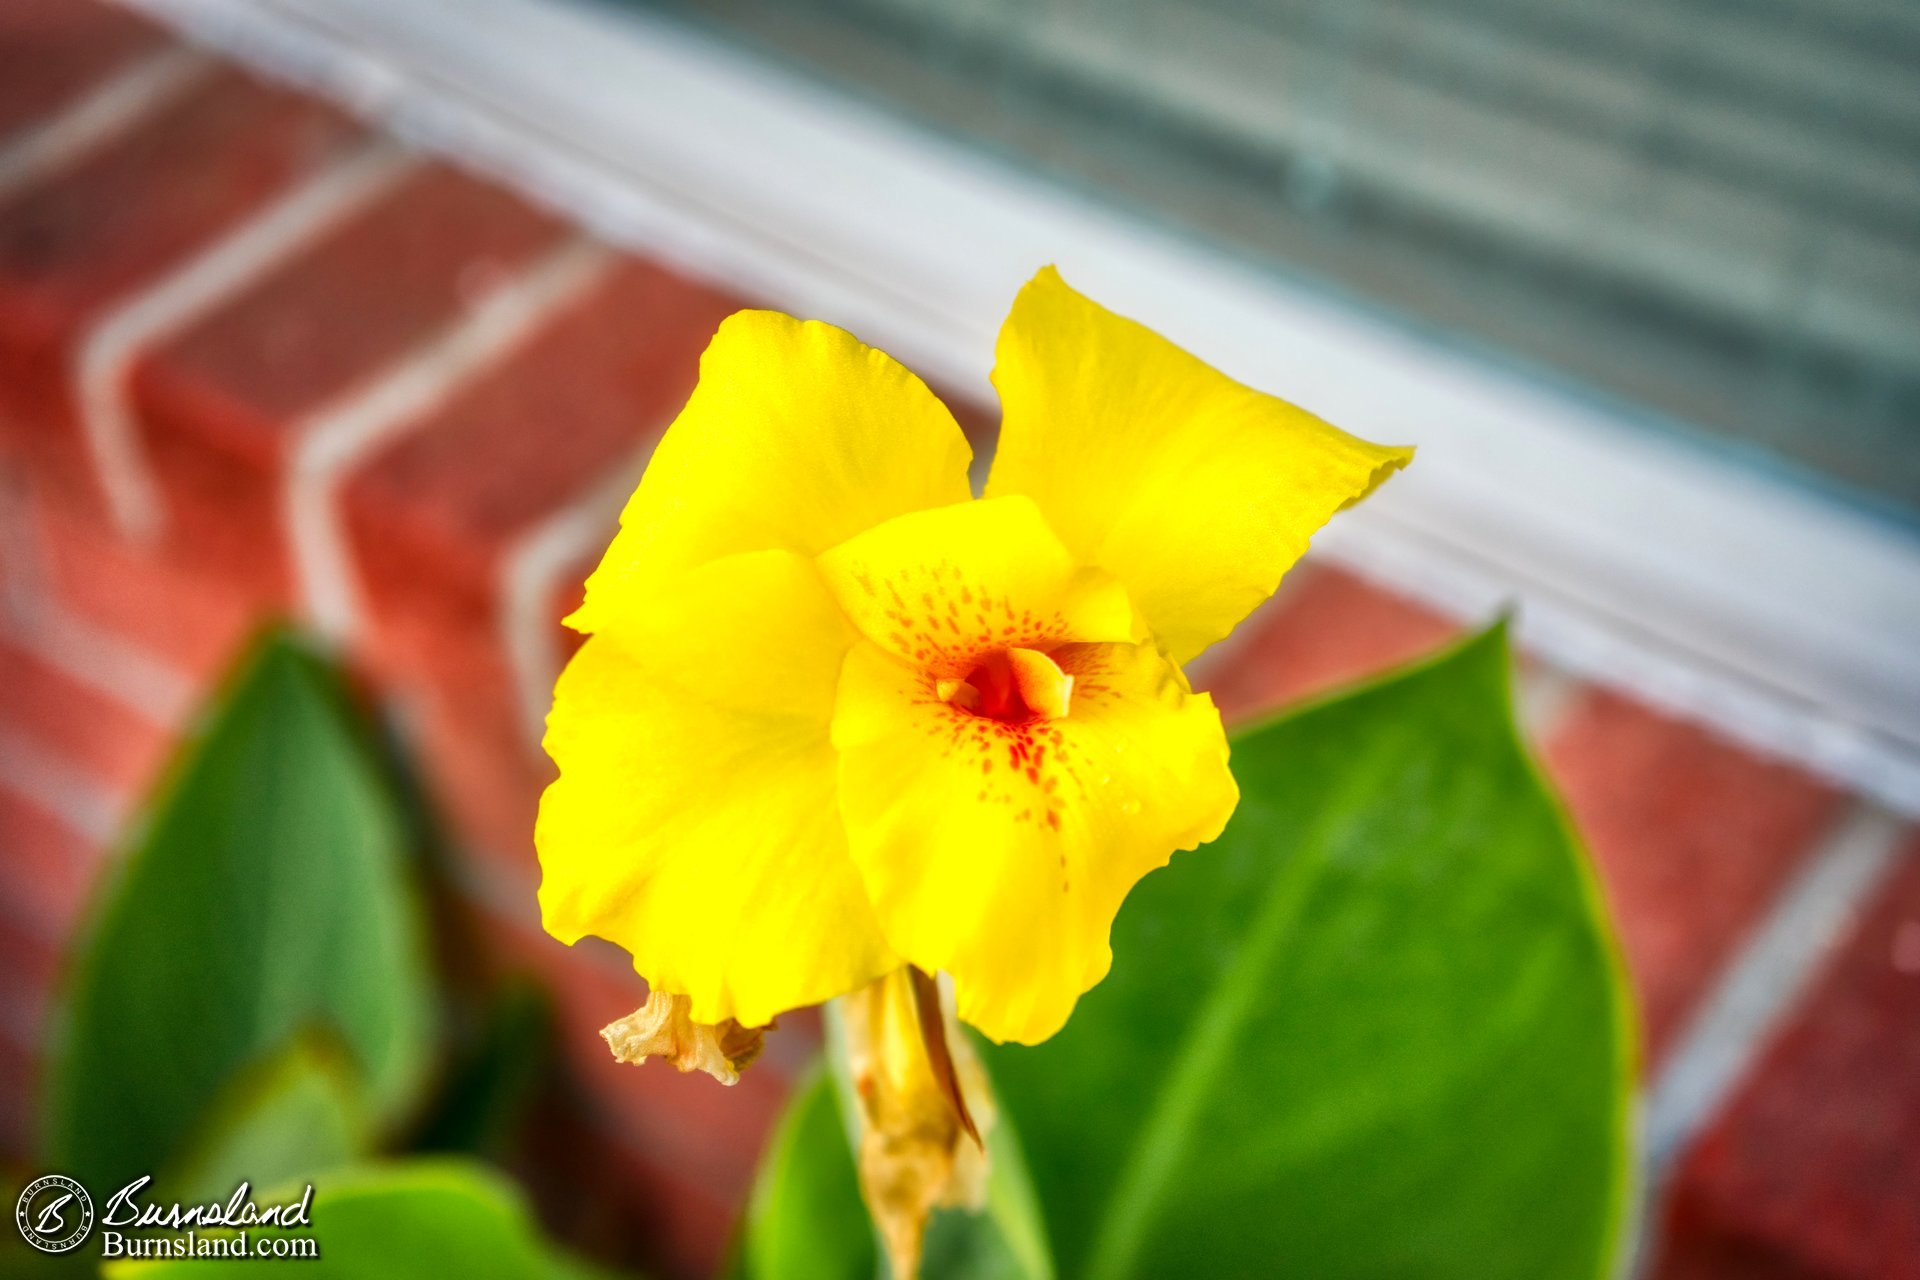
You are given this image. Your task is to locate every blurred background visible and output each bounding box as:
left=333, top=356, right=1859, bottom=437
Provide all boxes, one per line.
left=651, top=0, right=1920, bottom=519
left=0, top=0, right=1915, bottom=1276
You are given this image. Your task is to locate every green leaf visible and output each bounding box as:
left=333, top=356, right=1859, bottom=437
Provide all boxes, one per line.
left=916, top=1106, right=1053, bottom=1280
left=103, top=1160, right=620, bottom=1279
left=964, top=1069, right=1054, bottom=1280
left=740, top=1017, right=1056, bottom=1280
left=410, top=979, right=555, bottom=1160
left=737, top=1067, right=876, bottom=1280
left=160, top=1031, right=367, bottom=1203
left=985, top=625, right=1634, bottom=1280
left=46, top=631, right=435, bottom=1192
left=912, top=1041, right=1056, bottom=1280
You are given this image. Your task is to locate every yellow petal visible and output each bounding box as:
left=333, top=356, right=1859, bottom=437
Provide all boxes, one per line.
left=571, top=310, right=975, bottom=635
left=538, top=549, right=898, bottom=1027
left=815, top=494, right=1139, bottom=678
left=986, top=267, right=1413, bottom=663
left=832, top=637, right=1238, bottom=1044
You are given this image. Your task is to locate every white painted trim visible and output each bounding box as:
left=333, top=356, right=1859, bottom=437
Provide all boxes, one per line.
left=1515, top=663, right=1584, bottom=742
left=498, top=445, right=651, bottom=751
left=0, top=45, right=212, bottom=204
left=76, top=140, right=416, bottom=538
left=287, top=236, right=613, bottom=644
left=122, top=0, right=1920, bottom=815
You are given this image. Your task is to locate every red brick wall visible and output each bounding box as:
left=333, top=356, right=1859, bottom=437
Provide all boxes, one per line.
left=0, top=7, right=1914, bottom=1277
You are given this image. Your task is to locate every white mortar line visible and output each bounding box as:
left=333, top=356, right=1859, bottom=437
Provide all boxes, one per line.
left=287, top=235, right=614, bottom=645
left=0, top=727, right=124, bottom=846
left=497, top=444, right=650, bottom=750
left=0, top=45, right=213, bottom=205
left=0, top=468, right=198, bottom=725
left=76, top=139, right=418, bottom=539
left=1, top=601, right=195, bottom=729
left=1628, top=800, right=1910, bottom=1272
left=0, top=465, right=42, bottom=619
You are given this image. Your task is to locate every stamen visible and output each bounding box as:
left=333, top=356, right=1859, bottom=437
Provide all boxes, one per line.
left=1006, top=648, right=1073, bottom=720
left=941, top=647, right=1072, bottom=723
left=935, top=676, right=980, bottom=712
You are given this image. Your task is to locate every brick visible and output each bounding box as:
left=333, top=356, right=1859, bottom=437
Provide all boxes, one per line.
left=23, top=485, right=255, bottom=680
left=0, top=633, right=174, bottom=794
left=0, top=916, right=61, bottom=1047
left=131, top=163, right=569, bottom=597
left=343, top=257, right=740, bottom=674
left=431, top=885, right=773, bottom=1280
left=588, top=1127, right=740, bottom=1280
left=338, top=259, right=740, bottom=873
left=150, top=164, right=566, bottom=434
left=456, top=915, right=782, bottom=1275
left=403, top=549, right=588, bottom=866
left=1544, top=691, right=1841, bottom=1067
left=516, top=1093, right=738, bottom=1280
left=403, top=642, right=550, bottom=867
left=0, top=64, right=364, bottom=502
left=1199, top=562, right=1461, bottom=721
left=0, top=66, right=360, bottom=346
left=0, top=787, right=107, bottom=939
left=1656, top=833, right=1920, bottom=1280
left=1654, top=1231, right=1825, bottom=1280
left=403, top=540, right=600, bottom=863
left=478, top=908, right=792, bottom=1206
left=0, top=0, right=168, bottom=140
left=0, top=1032, right=36, bottom=1160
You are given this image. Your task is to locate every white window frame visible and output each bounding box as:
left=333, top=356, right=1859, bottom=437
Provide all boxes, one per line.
left=130, top=0, right=1920, bottom=814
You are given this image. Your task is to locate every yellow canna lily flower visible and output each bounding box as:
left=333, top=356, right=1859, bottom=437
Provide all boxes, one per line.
left=536, top=265, right=1409, bottom=1051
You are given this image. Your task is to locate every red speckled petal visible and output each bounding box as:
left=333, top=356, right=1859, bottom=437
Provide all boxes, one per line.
left=831, top=637, right=1237, bottom=1045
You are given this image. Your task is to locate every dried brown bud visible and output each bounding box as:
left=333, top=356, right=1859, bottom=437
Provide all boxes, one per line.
left=843, top=968, right=994, bottom=1280
left=601, top=988, right=765, bottom=1086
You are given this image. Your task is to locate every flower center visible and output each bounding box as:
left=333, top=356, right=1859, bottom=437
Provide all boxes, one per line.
left=937, top=647, right=1073, bottom=723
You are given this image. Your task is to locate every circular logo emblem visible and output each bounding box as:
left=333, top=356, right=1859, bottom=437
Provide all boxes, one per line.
left=15, top=1175, right=94, bottom=1254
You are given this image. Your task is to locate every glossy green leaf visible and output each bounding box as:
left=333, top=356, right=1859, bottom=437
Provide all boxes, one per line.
left=47, top=631, right=434, bottom=1193
left=967, top=1071, right=1054, bottom=1280
left=104, top=1160, right=617, bottom=1279
left=985, top=625, right=1634, bottom=1280
left=917, top=1088, right=1055, bottom=1280
left=908, top=1042, right=1056, bottom=1280
left=737, top=1067, right=875, bottom=1280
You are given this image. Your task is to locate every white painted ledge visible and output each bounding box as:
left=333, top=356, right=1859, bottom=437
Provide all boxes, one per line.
left=122, top=0, right=1920, bottom=814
